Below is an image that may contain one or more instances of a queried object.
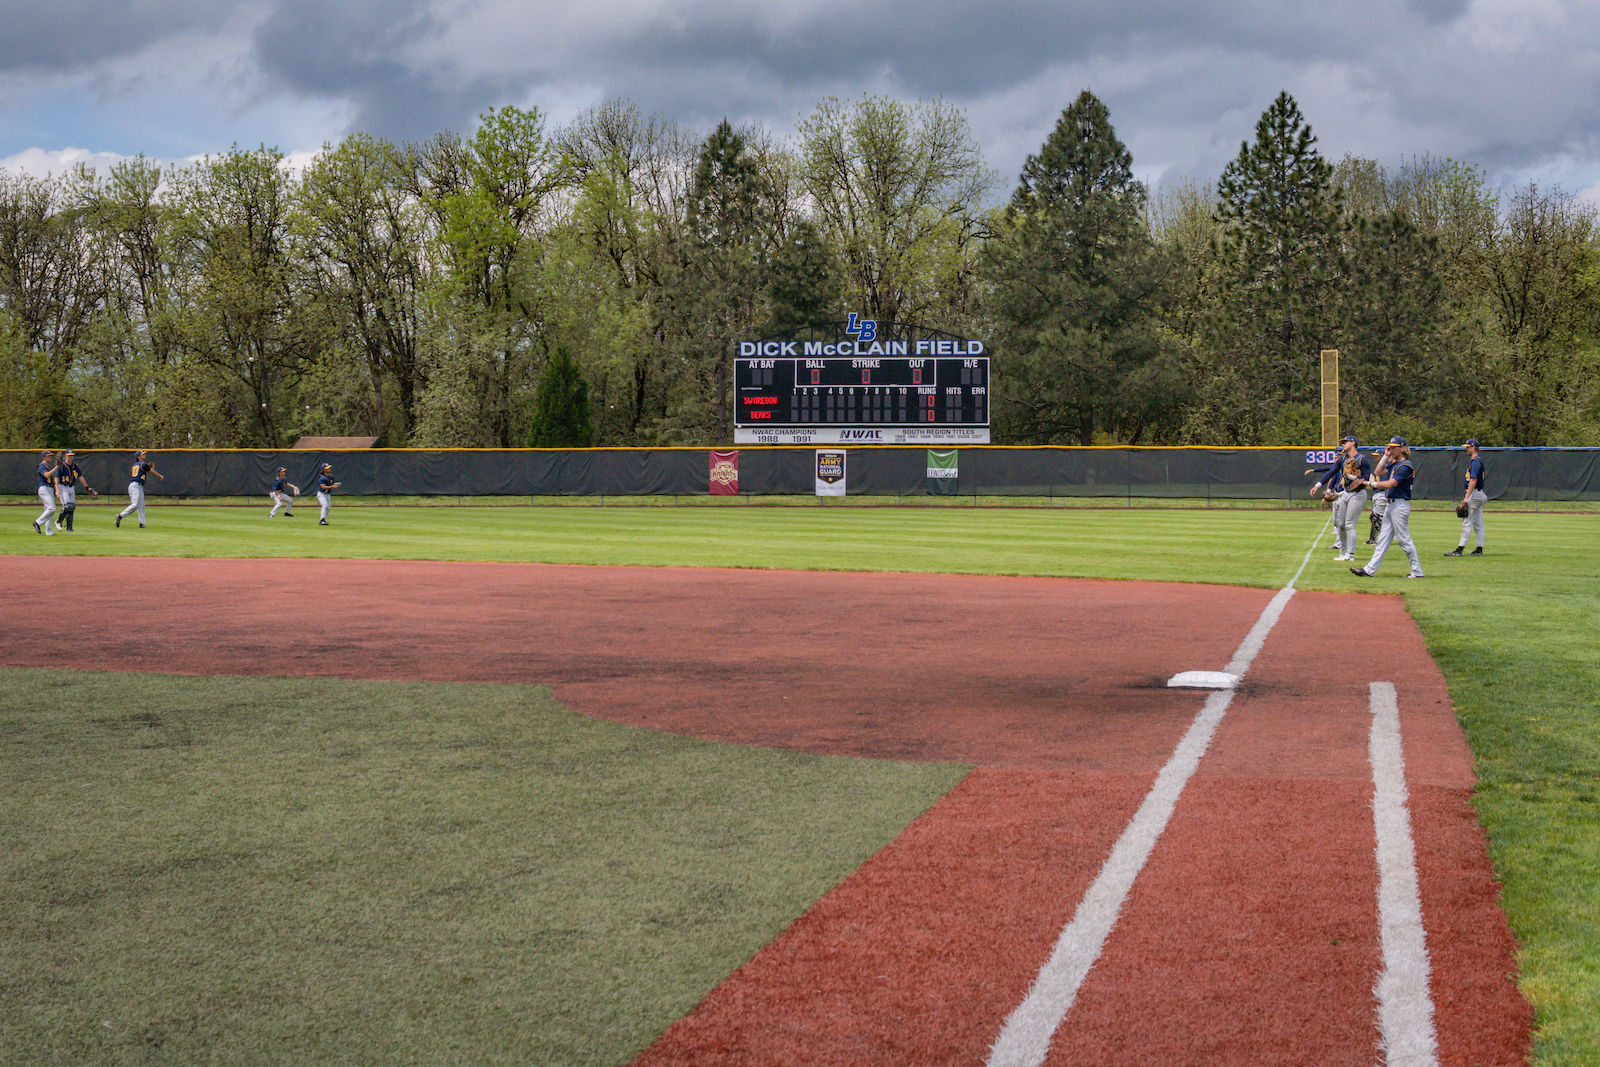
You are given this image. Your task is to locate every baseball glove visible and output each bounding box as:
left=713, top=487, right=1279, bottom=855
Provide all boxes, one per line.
left=1455, top=502, right=1470, bottom=518
left=289, top=483, right=300, bottom=497
left=1321, top=489, right=1337, bottom=506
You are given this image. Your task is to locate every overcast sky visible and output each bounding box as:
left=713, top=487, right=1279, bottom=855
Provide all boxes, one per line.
left=3, top=0, right=1599, bottom=204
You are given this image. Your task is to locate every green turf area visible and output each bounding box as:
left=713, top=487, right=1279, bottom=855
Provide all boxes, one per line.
left=2, top=504, right=1596, bottom=1065
left=0, top=671, right=968, bottom=1066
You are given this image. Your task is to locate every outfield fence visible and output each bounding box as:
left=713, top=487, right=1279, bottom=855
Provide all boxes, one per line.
left=6, top=446, right=1599, bottom=503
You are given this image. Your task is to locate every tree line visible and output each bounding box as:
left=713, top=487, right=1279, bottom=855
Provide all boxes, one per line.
left=2, top=91, right=1597, bottom=450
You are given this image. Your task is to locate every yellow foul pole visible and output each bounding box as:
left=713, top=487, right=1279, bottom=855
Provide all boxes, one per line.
left=1320, top=349, right=1340, bottom=448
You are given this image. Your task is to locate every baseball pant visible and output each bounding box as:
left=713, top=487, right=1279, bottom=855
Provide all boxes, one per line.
left=35, top=487, right=56, bottom=534
left=269, top=491, right=293, bottom=516
left=1368, top=494, right=1387, bottom=543
left=1362, top=497, right=1422, bottom=577
left=118, top=482, right=146, bottom=525
left=1336, top=488, right=1367, bottom=558
left=1460, top=489, right=1487, bottom=548
left=317, top=491, right=332, bottom=522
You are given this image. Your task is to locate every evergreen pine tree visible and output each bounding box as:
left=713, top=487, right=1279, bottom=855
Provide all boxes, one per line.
left=764, top=218, right=841, bottom=334
left=654, top=120, right=769, bottom=442
left=1208, top=92, right=1346, bottom=416
left=982, top=90, right=1176, bottom=445
left=529, top=345, right=593, bottom=447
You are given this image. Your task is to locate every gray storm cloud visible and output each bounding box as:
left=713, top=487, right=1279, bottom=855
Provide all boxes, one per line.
left=4, top=0, right=1599, bottom=195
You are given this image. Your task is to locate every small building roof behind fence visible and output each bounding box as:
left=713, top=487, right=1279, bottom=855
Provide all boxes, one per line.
left=292, top=436, right=378, bottom=449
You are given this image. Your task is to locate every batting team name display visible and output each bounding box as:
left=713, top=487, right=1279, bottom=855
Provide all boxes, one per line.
left=734, top=355, right=990, bottom=445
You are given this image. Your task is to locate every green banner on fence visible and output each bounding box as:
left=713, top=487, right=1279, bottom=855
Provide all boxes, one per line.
left=927, top=449, right=959, bottom=496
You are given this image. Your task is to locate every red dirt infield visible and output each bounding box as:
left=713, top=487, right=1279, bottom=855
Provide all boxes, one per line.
left=0, top=557, right=1530, bottom=1066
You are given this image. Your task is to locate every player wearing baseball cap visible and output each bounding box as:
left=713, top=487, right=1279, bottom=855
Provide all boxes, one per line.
left=1352, top=436, right=1423, bottom=579
left=52, top=449, right=96, bottom=531
left=315, top=463, right=341, bottom=525
left=1445, top=438, right=1487, bottom=557
left=268, top=467, right=296, bottom=518
left=32, top=450, right=58, bottom=535
left=115, top=450, right=163, bottom=529
left=1330, top=436, right=1372, bottom=562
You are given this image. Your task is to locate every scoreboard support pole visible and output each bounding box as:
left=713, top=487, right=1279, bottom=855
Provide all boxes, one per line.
left=1320, top=349, right=1340, bottom=448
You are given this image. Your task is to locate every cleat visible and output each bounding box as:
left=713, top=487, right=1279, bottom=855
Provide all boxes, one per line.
left=1405, top=573, right=1425, bottom=579
left=1444, top=547, right=1463, bottom=557
left=115, top=514, right=121, bottom=528
left=318, top=519, right=328, bottom=525
left=138, top=523, right=144, bottom=528
left=33, top=520, right=41, bottom=534
left=1350, top=567, right=1370, bottom=577
left=1470, top=547, right=1483, bottom=555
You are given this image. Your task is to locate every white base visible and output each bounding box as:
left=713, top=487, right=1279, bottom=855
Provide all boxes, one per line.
left=1166, top=671, right=1241, bottom=690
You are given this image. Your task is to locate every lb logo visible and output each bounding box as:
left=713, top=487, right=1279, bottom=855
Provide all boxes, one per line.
left=845, top=313, right=877, bottom=343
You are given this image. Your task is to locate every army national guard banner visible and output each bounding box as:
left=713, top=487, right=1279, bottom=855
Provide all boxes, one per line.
left=815, top=450, right=847, bottom=496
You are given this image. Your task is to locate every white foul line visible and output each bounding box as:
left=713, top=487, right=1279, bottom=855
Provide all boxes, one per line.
left=985, top=522, right=1331, bottom=1067
left=1369, top=681, right=1441, bottom=1067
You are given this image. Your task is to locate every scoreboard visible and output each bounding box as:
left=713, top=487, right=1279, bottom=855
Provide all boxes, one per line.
left=734, top=356, right=990, bottom=444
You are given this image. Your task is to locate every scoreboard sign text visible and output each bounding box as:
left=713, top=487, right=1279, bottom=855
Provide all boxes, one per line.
left=735, top=351, right=990, bottom=445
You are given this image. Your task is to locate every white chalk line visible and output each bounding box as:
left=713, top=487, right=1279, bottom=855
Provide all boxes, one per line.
left=985, top=520, right=1331, bottom=1067
left=1369, top=681, right=1441, bottom=1067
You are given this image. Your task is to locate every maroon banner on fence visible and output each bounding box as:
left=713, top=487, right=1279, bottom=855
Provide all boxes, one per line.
left=709, top=450, right=740, bottom=495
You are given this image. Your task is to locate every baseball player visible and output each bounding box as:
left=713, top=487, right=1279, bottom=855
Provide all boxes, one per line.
left=1304, top=453, right=1343, bottom=550
left=268, top=468, right=297, bottom=517
left=314, top=463, right=341, bottom=525
left=1330, top=436, right=1372, bottom=562
left=52, top=449, right=97, bottom=532
left=1445, top=437, right=1487, bottom=556
left=1366, top=447, right=1389, bottom=544
left=115, top=450, right=163, bottom=529
left=32, top=450, right=58, bottom=535
left=1351, top=436, right=1423, bottom=579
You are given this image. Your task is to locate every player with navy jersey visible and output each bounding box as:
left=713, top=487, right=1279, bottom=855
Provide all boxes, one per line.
left=115, top=450, right=163, bottom=529
left=1331, top=436, right=1372, bottom=562
left=1445, top=438, right=1488, bottom=557
left=268, top=468, right=296, bottom=517
left=315, top=463, right=341, bottom=525
left=1304, top=453, right=1343, bottom=551
left=32, top=450, right=58, bottom=535
left=52, top=449, right=96, bottom=532
left=1352, top=436, right=1423, bottom=579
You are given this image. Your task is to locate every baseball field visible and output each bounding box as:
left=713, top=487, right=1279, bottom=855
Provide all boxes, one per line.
left=2, top=500, right=1595, bottom=1065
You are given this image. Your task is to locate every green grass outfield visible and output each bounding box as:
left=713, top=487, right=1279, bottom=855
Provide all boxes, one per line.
left=3, top=502, right=1597, bottom=1065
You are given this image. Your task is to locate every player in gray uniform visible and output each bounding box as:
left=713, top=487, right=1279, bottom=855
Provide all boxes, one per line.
left=32, top=450, right=59, bottom=535
left=116, top=450, right=163, bottom=528
left=1445, top=438, right=1487, bottom=556
left=1352, top=436, right=1423, bottom=579
left=315, top=463, right=341, bottom=525
left=1304, top=454, right=1343, bottom=550
left=1331, top=436, right=1372, bottom=561
left=52, top=449, right=97, bottom=531
left=1366, top=447, right=1388, bottom=544
left=268, top=468, right=297, bottom=517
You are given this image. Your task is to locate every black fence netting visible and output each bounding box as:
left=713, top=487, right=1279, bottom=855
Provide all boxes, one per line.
left=6, top=447, right=1598, bottom=501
